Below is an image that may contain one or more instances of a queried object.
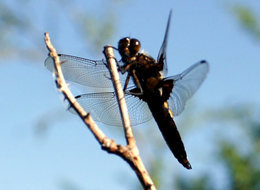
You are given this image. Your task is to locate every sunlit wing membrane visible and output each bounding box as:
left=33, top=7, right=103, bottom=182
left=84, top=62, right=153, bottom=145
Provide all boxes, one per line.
left=44, top=54, right=131, bottom=90
left=69, top=92, right=153, bottom=127
left=45, top=54, right=149, bottom=127
left=157, top=10, right=172, bottom=77
left=166, top=60, right=209, bottom=116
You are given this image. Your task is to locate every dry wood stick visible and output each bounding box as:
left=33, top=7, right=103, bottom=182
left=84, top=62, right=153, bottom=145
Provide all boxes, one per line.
left=44, top=32, right=156, bottom=190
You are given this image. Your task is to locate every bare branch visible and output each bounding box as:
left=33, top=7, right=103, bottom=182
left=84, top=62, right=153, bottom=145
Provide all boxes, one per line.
left=44, top=32, right=107, bottom=144
left=44, top=33, right=156, bottom=190
left=103, top=46, right=156, bottom=189
left=103, top=46, right=135, bottom=146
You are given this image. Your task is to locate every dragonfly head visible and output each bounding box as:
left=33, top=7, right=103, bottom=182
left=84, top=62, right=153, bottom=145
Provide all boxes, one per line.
left=118, top=37, right=141, bottom=61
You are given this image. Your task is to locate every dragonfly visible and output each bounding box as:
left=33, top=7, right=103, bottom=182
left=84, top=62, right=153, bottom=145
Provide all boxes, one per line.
left=45, top=11, right=209, bottom=169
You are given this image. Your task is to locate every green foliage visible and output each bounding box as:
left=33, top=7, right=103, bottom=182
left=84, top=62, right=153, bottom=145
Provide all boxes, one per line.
left=173, top=104, right=260, bottom=190
left=148, top=157, right=164, bottom=189
left=0, top=0, right=118, bottom=60
left=218, top=105, right=260, bottom=190
left=221, top=143, right=260, bottom=190
left=232, top=5, right=260, bottom=40
left=176, top=175, right=211, bottom=190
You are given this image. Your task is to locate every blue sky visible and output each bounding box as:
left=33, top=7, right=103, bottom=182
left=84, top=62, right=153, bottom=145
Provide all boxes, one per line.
left=0, top=0, right=260, bottom=189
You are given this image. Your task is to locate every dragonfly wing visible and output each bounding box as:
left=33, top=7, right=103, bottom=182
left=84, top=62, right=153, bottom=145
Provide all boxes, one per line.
left=69, top=92, right=153, bottom=127
left=45, top=54, right=129, bottom=89
left=166, top=60, right=209, bottom=116
left=157, top=10, right=172, bottom=77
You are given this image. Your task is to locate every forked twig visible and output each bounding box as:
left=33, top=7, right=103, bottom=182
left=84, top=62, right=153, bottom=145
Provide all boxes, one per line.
left=44, top=32, right=156, bottom=190
left=103, top=46, right=135, bottom=146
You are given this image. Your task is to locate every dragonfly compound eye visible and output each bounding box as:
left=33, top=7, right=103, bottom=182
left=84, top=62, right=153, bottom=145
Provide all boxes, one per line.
left=118, top=37, right=131, bottom=57
left=129, top=38, right=141, bottom=56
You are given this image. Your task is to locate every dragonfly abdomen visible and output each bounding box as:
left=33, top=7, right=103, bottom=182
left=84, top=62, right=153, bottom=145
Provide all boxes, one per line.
left=147, top=98, right=192, bottom=169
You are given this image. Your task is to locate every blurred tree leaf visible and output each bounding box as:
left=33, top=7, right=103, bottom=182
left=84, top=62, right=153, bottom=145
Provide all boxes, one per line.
left=176, top=175, right=211, bottom=190
left=221, top=143, right=260, bottom=190
left=135, top=102, right=260, bottom=190
left=0, top=0, right=119, bottom=61
left=231, top=5, right=260, bottom=41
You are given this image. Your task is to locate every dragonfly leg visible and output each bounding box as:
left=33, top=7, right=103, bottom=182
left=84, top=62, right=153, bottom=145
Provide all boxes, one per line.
left=118, top=63, right=132, bottom=74
left=103, top=57, right=121, bottom=69
left=123, top=71, right=143, bottom=97
left=102, top=59, right=109, bottom=68
left=123, top=72, right=131, bottom=91
left=128, top=69, right=143, bottom=96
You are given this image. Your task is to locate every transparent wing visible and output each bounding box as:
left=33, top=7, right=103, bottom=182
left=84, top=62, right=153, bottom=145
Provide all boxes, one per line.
left=167, top=60, right=209, bottom=116
left=44, top=54, right=131, bottom=90
left=157, top=10, right=172, bottom=77
left=69, top=92, right=153, bottom=127
left=45, top=54, right=145, bottom=127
